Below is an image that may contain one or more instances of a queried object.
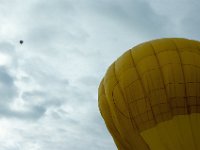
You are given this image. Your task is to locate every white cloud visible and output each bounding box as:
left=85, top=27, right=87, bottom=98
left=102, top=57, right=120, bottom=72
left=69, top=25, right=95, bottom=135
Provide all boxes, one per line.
left=0, top=52, right=11, bottom=65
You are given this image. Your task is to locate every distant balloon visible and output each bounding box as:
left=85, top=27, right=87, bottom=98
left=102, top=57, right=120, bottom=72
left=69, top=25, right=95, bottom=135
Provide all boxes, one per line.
left=98, top=38, right=200, bottom=150
left=20, top=40, right=23, bottom=44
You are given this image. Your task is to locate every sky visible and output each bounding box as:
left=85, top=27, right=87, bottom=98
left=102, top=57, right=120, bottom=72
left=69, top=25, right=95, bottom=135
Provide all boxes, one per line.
left=0, top=0, right=199, bottom=149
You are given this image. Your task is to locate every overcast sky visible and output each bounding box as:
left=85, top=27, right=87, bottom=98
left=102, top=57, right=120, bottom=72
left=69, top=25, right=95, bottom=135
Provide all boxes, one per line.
left=0, top=0, right=199, bottom=149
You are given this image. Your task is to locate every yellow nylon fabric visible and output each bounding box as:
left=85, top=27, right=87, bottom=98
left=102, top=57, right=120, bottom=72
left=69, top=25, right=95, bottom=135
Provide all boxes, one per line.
left=141, top=114, right=200, bottom=150
left=98, top=38, right=200, bottom=150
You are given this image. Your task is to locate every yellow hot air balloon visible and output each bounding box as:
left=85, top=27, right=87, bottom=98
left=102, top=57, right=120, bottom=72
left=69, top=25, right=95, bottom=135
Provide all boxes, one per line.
left=98, top=38, right=200, bottom=150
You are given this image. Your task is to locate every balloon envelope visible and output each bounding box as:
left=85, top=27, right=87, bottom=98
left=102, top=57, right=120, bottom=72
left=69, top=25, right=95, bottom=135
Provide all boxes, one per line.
left=20, top=40, right=23, bottom=44
left=98, top=38, right=200, bottom=150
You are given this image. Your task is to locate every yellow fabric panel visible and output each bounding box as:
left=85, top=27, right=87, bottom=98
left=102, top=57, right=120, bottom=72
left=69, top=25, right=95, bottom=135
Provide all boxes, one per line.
left=98, top=81, right=129, bottom=150
left=98, top=38, right=200, bottom=150
left=99, top=64, right=150, bottom=150
left=141, top=114, right=200, bottom=150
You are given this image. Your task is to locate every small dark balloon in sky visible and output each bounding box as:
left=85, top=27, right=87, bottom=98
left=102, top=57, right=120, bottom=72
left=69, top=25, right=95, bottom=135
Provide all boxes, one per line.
left=20, top=40, right=23, bottom=44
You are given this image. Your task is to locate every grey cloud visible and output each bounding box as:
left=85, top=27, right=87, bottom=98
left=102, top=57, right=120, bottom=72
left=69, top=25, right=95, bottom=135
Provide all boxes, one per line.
left=78, top=76, right=99, bottom=87
left=32, top=0, right=75, bottom=19
left=22, top=90, right=46, bottom=100
left=0, top=41, right=18, bottom=68
left=144, top=0, right=200, bottom=39
left=0, top=105, right=46, bottom=120
left=0, top=42, right=15, bottom=54
left=0, top=62, right=47, bottom=120
left=0, top=66, right=17, bottom=103
left=27, top=25, right=89, bottom=48
left=180, top=1, right=200, bottom=39
left=27, top=26, right=58, bottom=45
left=20, top=57, right=69, bottom=87
left=29, top=105, right=46, bottom=119
left=25, top=0, right=89, bottom=48
left=0, top=44, right=48, bottom=120
left=22, top=90, right=66, bottom=108
left=0, top=67, right=14, bottom=84
left=83, top=0, right=170, bottom=37
left=51, top=111, right=80, bottom=125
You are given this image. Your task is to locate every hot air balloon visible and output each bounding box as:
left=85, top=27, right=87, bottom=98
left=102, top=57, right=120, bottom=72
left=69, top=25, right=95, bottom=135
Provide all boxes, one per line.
left=98, top=38, right=200, bottom=150
left=20, top=40, right=23, bottom=44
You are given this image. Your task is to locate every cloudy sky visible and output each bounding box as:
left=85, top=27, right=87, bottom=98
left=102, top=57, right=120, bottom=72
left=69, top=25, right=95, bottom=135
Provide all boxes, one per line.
left=0, top=0, right=199, bottom=149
